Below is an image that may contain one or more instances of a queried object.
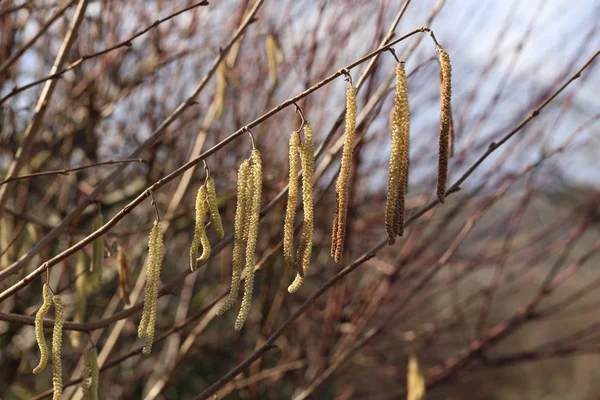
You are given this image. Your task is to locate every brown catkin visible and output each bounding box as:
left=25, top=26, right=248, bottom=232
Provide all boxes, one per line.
left=190, top=185, right=210, bottom=271
left=395, top=62, right=410, bottom=237
left=288, top=123, right=315, bottom=293
left=90, top=212, right=104, bottom=273
left=437, top=50, right=452, bottom=203
left=206, top=176, right=224, bottom=239
left=51, top=295, right=64, bottom=400
left=216, top=159, right=251, bottom=316
left=81, top=347, right=99, bottom=400
left=235, top=149, right=262, bottom=331
left=117, top=245, right=131, bottom=305
left=283, top=132, right=301, bottom=271
left=33, top=283, right=53, bottom=374
left=138, top=219, right=163, bottom=355
left=331, top=85, right=357, bottom=263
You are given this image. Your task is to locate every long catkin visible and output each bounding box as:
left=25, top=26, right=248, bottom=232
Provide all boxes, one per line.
left=235, top=149, right=262, bottom=331
left=51, top=296, right=64, bottom=400
left=138, top=219, right=164, bottom=355
left=283, top=132, right=301, bottom=271
left=437, top=50, right=452, bottom=203
left=206, top=176, right=224, bottom=239
left=33, top=283, right=53, bottom=374
left=216, top=159, right=251, bottom=316
left=395, top=62, right=411, bottom=238
left=190, top=185, right=210, bottom=271
left=81, top=347, right=99, bottom=400
left=288, top=123, right=315, bottom=293
left=331, top=85, right=357, bottom=263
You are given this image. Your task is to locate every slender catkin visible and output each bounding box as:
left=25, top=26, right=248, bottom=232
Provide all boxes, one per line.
left=331, top=85, right=357, bottom=263
left=33, top=283, right=53, bottom=374
left=288, top=123, right=315, bottom=293
left=117, top=246, right=131, bottom=305
left=206, top=176, right=224, bottom=239
left=51, top=296, right=64, bottom=400
left=90, top=212, right=104, bottom=272
left=437, top=50, right=452, bottom=203
left=81, top=348, right=99, bottom=400
left=216, top=160, right=251, bottom=316
left=407, top=355, right=425, bottom=400
left=138, top=219, right=163, bottom=355
left=235, top=149, right=262, bottom=331
left=190, top=185, right=210, bottom=271
left=283, top=132, right=301, bottom=271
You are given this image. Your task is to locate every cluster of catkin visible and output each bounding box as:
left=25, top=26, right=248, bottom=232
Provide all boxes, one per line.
left=284, top=122, right=315, bottom=293
left=331, top=85, right=357, bottom=263
left=190, top=176, right=224, bottom=271
left=216, top=148, right=262, bottom=330
left=138, top=219, right=164, bottom=355
left=33, top=283, right=65, bottom=400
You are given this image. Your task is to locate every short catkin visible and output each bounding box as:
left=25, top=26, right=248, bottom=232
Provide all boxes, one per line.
left=331, top=85, right=357, bottom=263
left=33, top=283, right=53, bottom=374
left=190, top=185, right=210, bottom=271
left=235, top=149, right=262, bottom=331
left=117, top=245, right=131, bottom=305
left=90, top=212, right=104, bottom=272
left=437, top=50, right=452, bottom=203
left=51, top=295, right=64, bottom=400
left=283, top=132, right=301, bottom=271
left=407, top=355, right=425, bottom=400
left=206, top=176, right=224, bottom=239
left=81, top=347, right=99, bottom=400
left=288, top=122, right=315, bottom=293
left=138, top=219, right=164, bottom=355
left=216, top=159, right=251, bottom=316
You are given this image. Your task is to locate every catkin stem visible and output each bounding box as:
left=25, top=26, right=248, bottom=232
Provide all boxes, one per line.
left=51, top=295, right=64, bottom=400
left=437, top=50, right=452, bottom=203
left=235, top=149, right=262, bottom=330
left=216, top=159, right=251, bottom=316
left=283, top=132, right=301, bottom=271
left=331, top=86, right=357, bottom=263
left=33, top=283, right=53, bottom=374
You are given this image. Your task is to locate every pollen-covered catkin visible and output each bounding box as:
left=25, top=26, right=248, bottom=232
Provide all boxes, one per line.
left=283, top=132, right=301, bottom=271
left=235, top=149, right=262, bottom=331
left=33, top=283, right=53, bottom=374
left=51, top=295, right=64, bottom=400
left=331, top=85, right=357, bottom=263
left=288, top=123, right=315, bottom=293
left=206, top=176, right=224, bottom=239
left=81, top=347, right=99, bottom=400
left=190, top=185, right=210, bottom=271
left=437, top=50, right=452, bottom=204
left=216, top=159, right=251, bottom=316
left=138, top=219, right=163, bottom=355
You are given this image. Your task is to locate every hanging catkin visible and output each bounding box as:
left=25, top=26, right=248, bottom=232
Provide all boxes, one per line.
left=437, top=49, right=452, bottom=203
left=190, top=185, right=210, bottom=271
left=138, top=219, right=164, bottom=355
left=117, top=245, right=131, bottom=305
left=235, top=149, right=262, bottom=331
left=33, top=283, right=53, bottom=374
left=51, top=295, right=64, bottom=400
left=407, top=355, right=426, bottom=400
left=288, top=122, right=315, bottom=293
left=385, top=62, right=410, bottom=243
left=206, top=176, right=224, bottom=239
left=283, top=132, right=301, bottom=271
left=90, top=212, right=104, bottom=273
left=216, top=159, right=251, bottom=316
left=331, top=85, right=357, bottom=263
left=81, top=347, right=99, bottom=400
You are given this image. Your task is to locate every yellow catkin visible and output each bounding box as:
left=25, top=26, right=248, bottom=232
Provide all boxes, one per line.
left=81, top=347, right=99, bottom=400
left=190, top=185, right=210, bottom=271
left=90, top=212, right=104, bottom=273
left=33, top=283, right=53, bottom=374
left=437, top=50, right=452, bottom=204
left=407, top=355, right=425, bottom=400
left=288, top=123, right=315, bottom=293
left=51, top=295, right=64, bottom=400
left=331, top=85, right=357, bottom=263
left=235, top=149, right=262, bottom=331
left=206, top=176, right=224, bottom=239
left=138, top=219, right=163, bottom=355
left=394, top=62, right=410, bottom=238
left=216, top=159, right=251, bottom=316
left=283, top=132, right=300, bottom=271
left=117, top=246, right=131, bottom=305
